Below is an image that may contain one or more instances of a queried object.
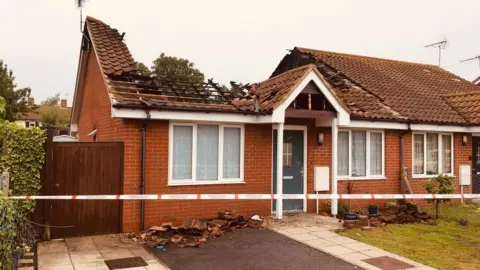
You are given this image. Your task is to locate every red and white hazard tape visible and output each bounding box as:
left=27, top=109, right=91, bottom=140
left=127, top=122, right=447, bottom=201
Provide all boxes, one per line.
left=3, top=194, right=480, bottom=200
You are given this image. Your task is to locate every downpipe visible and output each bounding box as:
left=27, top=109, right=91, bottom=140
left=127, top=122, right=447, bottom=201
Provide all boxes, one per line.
left=140, top=109, right=151, bottom=230
left=399, top=123, right=411, bottom=193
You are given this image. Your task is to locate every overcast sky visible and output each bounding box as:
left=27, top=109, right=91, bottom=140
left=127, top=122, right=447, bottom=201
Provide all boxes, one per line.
left=1, top=0, right=480, bottom=104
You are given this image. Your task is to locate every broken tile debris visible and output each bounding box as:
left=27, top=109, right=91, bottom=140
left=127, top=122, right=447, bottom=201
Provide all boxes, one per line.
left=119, top=210, right=263, bottom=249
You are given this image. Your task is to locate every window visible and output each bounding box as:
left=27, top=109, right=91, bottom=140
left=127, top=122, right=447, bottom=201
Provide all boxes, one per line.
left=413, top=133, right=453, bottom=177
left=337, top=130, right=384, bottom=179
left=283, top=142, right=293, bottom=166
left=169, top=123, right=244, bottom=184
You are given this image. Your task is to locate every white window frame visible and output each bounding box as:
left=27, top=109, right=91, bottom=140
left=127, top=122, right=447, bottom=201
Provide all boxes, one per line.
left=412, top=132, right=454, bottom=178
left=337, top=129, right=385, bottom=180
left=168, top=122, right=245, bottom=185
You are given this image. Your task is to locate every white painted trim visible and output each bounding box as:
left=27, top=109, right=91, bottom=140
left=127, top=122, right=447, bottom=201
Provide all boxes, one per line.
left=411, top=132, right=454, bottom=178
left=337, top=129, right=385, bottom=179
left=338, top=176, right=387, bottom=181
left=276, top=123, right=284, bottom=219
left=272, top=125, right=308, bottom=213
left=273, top=71, right=350, bottom=126
left=168, top=122, right=245, bottom=185
left=113, top=108, right=277, bottom=124
left=331, top=117, right=338, bottom=216
left=347, top=120, right=480, bottom=133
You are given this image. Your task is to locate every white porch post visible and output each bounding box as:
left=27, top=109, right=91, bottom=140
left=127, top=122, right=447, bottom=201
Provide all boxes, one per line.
left=331, top=117, right=339, bottom=216
left=276, top=123, right=284, bottom=219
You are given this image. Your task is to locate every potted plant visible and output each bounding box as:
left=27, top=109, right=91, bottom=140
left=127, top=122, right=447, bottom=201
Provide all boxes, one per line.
left=343, top=181, right=358, bottom=220
left=368, top=204, right=378, bottom=216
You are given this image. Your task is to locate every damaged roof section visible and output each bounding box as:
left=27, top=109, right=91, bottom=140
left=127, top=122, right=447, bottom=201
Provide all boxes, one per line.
left=86, top=16, right=137, bottom=76
left=273, top=47, right=480, bottom=124
left=85, top=16, right=323, bottom=115
left=110, top=74, right=254, bottom=113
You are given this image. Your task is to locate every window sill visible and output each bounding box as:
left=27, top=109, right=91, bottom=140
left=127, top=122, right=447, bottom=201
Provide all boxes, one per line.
left=337, top=176, right=386, bottom=181
left=412, top=174, right=455, bottom=179
left=168, top=180, right=245, bottom=186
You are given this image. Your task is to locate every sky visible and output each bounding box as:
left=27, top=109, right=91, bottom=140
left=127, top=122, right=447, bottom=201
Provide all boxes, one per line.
left=1, top=0, right=480, bottom=104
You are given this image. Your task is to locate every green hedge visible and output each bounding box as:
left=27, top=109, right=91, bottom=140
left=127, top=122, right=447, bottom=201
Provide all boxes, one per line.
left=0, top=122, right=44, bottom=269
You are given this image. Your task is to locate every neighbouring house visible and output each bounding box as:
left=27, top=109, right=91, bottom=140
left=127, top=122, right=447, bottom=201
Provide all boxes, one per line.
left=473, top=76, right=480, bottom=85
left=71, top=16, right=480, bottom=233
left=15, top=97, right=72, bottom=135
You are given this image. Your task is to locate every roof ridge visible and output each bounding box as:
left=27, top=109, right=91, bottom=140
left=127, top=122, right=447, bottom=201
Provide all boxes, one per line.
left=295, top=47, right=440, bottom=68
left=254, top=64, right=315, bottom=86
left=443, top=90, right=480, bottom=98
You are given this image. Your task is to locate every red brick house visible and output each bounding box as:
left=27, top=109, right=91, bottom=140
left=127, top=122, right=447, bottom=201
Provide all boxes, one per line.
left=71, top=17, right=480, bottom=233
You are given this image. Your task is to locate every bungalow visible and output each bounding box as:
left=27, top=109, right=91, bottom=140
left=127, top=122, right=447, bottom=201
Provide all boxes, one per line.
left=71, top=16, right=480, bottom=232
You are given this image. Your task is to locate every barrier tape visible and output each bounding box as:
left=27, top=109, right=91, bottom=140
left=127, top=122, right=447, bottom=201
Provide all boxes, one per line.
left=3, top=194, right=480, bottom=200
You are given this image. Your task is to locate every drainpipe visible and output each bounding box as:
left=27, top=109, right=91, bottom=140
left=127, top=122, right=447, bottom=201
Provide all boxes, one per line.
left=399, top=123, right=411, bottom=194
left=140, top=109, right=151, bottom=230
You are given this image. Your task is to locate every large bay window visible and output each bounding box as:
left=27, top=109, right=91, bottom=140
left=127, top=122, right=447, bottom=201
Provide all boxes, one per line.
left=337, top=130, right=384, bottom=179
left=169, top=123, right=244, bottom=184
left=413, top=133, right=453, bottom=177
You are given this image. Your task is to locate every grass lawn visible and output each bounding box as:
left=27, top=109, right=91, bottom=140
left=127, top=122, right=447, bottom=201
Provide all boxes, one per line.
left=340, top=204, right=480, bottom=270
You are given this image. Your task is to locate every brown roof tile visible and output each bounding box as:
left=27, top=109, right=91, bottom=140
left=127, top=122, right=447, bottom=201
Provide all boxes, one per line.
left=443, top=91, right=480, bottom=124
left=86, top=16, right=136, bottom=76
left=251, top=64, right=314, bottom=111
left=296, top=47, right=480, bottom=124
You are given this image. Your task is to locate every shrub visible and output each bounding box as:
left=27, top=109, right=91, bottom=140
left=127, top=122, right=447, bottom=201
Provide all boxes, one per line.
left=0, top=122, right=44, bottom=268
left=424, top=174, right=455, bottom=220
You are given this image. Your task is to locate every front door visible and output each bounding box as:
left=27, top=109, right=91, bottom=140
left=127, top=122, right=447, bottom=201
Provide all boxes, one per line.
left=273, top=130, right=304, bottom=212
left=472, top=137, right=480, bottom=194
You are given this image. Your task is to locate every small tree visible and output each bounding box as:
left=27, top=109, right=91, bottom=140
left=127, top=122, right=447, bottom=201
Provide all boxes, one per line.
left=41, top=93, right=60, bottom=106
left=424, top=174, right=455, bottom=220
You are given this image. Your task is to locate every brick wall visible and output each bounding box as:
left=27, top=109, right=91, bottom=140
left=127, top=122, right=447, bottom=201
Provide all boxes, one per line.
left=283, top=117, right=472, bottom=212
left=77, top=53, right=473, bottom=231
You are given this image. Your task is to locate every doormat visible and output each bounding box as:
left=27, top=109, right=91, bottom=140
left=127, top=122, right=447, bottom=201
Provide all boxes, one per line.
left=104, top=256, right=148, bottom=269
left=362, top=256, right=413, bottom=270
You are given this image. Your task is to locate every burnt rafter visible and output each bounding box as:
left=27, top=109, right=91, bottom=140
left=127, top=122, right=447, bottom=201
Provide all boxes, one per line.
left=110, top=71, right=251, bottom=110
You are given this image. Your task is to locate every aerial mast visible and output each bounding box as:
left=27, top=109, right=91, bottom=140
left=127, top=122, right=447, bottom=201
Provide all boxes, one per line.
left=425, top=39, right=448, bottom=66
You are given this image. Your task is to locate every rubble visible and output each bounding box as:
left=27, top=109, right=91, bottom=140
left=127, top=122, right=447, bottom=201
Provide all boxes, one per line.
left=377, top=201, right=434, bottom=225
left=343, top=201, right=435, bottom=229
left=120, top=210, right=263, bottom=249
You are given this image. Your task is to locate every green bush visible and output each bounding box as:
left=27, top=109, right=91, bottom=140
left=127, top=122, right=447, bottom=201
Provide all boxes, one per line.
left=424, top=174, right=455, bottom=220
left=0, top=122, right=45, bottom=212
left=0, top=122, right=44, bottom=269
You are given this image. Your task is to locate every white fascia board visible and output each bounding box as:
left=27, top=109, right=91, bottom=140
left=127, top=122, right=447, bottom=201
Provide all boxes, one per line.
left=112, top=108, right=275, bottom=124
left=347, top=120, right=480, bottom=133
left=344, top=120, right=408, bottom=130
left=272, top=71, right=350, bottom=126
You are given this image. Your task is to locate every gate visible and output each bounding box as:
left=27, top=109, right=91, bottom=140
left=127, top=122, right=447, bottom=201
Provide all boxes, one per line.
left=38, top=133, right=124, bottom=239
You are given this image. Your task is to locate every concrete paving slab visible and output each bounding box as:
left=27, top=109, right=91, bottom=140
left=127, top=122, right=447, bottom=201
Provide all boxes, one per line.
left=342, top=242, right=376, bottom=252
left=289, top=233, right=319, bottom=241
left=309, top=230, right=339, bottom=238
left=37, top=252, right=72, bottom=266
left=327, top=236, right=358, bottom=245
left=304, top=238, right=337, bottom=249
left=318, top=245, right=355, bottom=255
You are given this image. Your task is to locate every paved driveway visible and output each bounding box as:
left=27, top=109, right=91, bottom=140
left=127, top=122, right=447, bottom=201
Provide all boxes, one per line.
left=151, top=227, right=360, bottom=270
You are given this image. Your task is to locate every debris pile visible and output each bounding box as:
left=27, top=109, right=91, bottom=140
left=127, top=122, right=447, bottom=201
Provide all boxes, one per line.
left=374, top=201, right=435, bottom=226
left=123, top=210, right=263, bottom=249
left=342, top=201, right=435, bottom=229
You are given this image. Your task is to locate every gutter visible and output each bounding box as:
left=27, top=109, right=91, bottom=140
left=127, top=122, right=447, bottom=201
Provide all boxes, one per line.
left=140, top=109, right=151, bottom=230
left=399, top=122, right=411, bottom=194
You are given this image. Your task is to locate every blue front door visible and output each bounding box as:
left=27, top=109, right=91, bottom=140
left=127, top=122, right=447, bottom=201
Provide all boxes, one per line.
left=273, top=130, right=304, bottom=212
